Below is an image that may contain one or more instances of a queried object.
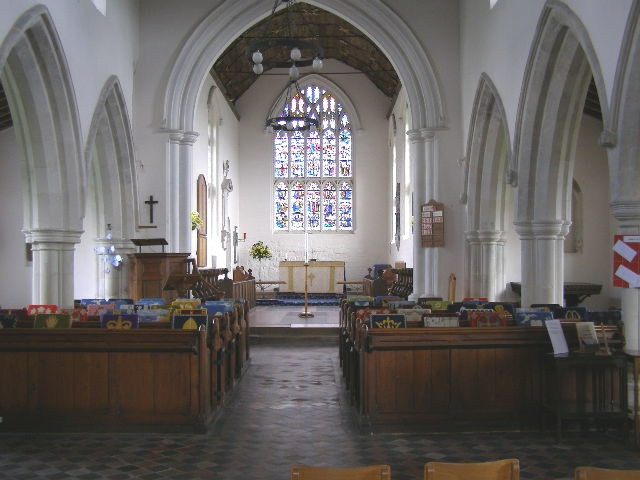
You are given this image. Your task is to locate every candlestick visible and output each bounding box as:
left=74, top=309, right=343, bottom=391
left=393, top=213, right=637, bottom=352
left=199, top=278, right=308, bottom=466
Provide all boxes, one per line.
left=304, top=231, right=309, bottom=263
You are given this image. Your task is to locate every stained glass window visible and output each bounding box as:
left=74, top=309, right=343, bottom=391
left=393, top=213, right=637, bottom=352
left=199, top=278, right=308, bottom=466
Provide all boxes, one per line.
left=272, top=84, right=353, bottom=232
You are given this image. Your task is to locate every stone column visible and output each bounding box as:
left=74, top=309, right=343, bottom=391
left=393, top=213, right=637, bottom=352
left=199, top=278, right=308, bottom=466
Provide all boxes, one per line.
left=514, top=220, right=568, bottom=308
left=25, top=229, right=81, bottom=308
left=94, top=238, right=136, bottom=299
left=407, top=128, right=437, bottom=299
left=610, top=199, right=640, bottom=351
left=466, top=230, right=505, bottom=300
left=168, top=131, right=199, bottom=254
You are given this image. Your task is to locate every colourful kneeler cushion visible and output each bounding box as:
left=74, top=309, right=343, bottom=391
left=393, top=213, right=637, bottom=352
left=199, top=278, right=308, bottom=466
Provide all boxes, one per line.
left=467, top=309, right=509, bottom=327
left=204, top=301, right=234, bottom=315
left=172, top=314, right=208, bottom=330
left=33, top=313, right=72, bottom=328
left=0, top=313, right=17, bottom=328
left=27, top=304, right=58, bottom=316
left=515, top=310, right=553, bottom=327
left=99, top=313, right=139, bottom=329
left=369, top=314, right=406, bottom=328
left=397, top=308, right=430, bottom=326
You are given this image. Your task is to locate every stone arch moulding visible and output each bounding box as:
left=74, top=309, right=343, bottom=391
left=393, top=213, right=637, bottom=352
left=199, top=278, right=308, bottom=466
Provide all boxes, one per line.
left=85, top=75, right=139, bottom=242
left=162, top=0, right=447, bottom=135
left=0, top=4, right=85, bottom=235
left=608, top=0, right=640, bottom=209
left=464, top=73, right=512, bottom=300
left=0, top=5, right=85, bottom=305
left=514, top=0, right=609, bottom=223
left=512, top=0, right=611, bottom=307
left=465, top=73, right=512, bottom=233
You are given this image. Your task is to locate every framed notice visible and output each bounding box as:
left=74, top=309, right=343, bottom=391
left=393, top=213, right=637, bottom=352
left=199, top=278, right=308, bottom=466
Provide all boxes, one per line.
left=421, top=199, right=444, bottom=247
left=613, top=234, right=640, bottom=287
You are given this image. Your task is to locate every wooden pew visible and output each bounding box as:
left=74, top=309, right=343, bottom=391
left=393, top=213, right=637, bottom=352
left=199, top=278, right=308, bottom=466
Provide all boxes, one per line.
left=0, top=328, right=217, bottom=433
left=356, top=323, right=623, bottom=431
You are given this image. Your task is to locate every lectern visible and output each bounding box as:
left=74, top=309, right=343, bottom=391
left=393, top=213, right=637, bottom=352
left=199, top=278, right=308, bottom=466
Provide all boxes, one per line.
left=128, top=239, right=190, bottom=302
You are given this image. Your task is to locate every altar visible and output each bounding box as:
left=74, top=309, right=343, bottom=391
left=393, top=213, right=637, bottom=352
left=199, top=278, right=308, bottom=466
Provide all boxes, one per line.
left=279, top=261, right=345, bottom=294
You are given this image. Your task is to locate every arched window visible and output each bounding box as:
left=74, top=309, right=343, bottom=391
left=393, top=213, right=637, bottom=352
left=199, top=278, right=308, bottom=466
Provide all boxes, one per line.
left=273, top=85, right=353, bottom=232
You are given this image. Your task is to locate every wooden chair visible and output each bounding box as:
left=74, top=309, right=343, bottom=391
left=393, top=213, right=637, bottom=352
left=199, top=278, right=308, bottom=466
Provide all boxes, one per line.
left=424, top=459, right=520, bottom=480
left=574, top=466, right=640, bottom=479
left=290, top=464, right=391, bottom=480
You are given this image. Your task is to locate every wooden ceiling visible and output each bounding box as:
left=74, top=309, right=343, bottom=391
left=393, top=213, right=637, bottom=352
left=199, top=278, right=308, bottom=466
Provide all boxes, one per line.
left=211, top=1, right=401, bottom=105
left=0, top=2, right=602, bottom=133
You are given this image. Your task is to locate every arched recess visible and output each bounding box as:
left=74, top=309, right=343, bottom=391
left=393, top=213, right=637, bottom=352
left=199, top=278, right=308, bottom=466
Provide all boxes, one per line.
left=0, top=5, right=84, bottom=306
left=83, top=76, right=139, bottom=298
left=607, top=0, right=640, bottom=351
left=464, top=73, right=512, bottom=300
left=513, top=1, right=611, bottom=307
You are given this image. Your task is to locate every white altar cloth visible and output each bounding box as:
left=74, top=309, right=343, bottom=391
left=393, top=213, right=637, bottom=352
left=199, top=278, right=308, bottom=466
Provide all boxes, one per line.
left=278, top=261, right=345, bottom=294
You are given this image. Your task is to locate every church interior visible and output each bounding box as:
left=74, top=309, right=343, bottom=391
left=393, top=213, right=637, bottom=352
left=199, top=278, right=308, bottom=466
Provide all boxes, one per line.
left=2, top=0, right=640, bottom=478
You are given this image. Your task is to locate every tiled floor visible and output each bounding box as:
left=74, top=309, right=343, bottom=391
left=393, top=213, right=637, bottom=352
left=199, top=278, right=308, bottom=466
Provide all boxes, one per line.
left=0, top=306, right=639, bottom=480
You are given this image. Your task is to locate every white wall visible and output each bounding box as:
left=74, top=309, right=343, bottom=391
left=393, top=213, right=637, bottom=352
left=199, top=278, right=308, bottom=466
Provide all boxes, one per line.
left=565, top=114, right=617, bottom=310
left=235, top=60, right=392, bottom=281
left=192, top=75, right=241, bottom=269
left=0, top=127, right=30, bottom=308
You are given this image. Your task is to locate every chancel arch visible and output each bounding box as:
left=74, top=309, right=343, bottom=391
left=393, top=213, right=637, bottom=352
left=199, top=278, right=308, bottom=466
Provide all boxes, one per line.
left=0, top=5, right=84, bottom=306
left=464, top=73, right=513, bottom=301
left=162, top=0, right=447, bottom=299
left=513, top=2, right=610, bottom=308
left=82, top=76, right=139, bottom=299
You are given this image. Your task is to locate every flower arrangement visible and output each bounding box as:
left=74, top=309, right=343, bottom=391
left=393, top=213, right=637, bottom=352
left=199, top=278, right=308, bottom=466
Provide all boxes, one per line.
left=249, top=241, right=272, bottom=261
left=191, top=210, right=204, bottom=230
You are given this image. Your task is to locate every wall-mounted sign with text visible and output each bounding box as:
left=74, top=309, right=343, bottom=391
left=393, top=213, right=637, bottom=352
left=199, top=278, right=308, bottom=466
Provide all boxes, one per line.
left=613, top=234, right=640, bottom=287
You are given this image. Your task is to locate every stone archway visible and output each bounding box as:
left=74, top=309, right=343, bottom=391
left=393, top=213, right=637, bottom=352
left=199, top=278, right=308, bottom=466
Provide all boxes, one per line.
left=464, top=73, right=512, bottom=301
left=513, top=2, right=610, bottom=308
left=83, top=76, right=139, bottom=299
left=0, top=5, right=84, bottom=306
left=161, top=0, right=448, bottom=297
left=607, top=0, right=640, bottom=350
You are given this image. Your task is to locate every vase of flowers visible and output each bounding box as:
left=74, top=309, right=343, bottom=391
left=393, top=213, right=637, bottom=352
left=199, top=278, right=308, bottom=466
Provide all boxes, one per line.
left=191, top=210, right=204, bottom=231
left=249, top=241, right=272, bottom=281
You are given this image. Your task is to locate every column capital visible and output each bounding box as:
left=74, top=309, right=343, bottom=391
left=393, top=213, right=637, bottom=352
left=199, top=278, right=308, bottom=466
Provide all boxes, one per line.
left=513, top=220, right=569, bottom=239
left=24, top=228, right=83, bottom=245
left=610, top=198, right=640, bottom=229
left=598, top=129, right=617, bottom=148
left=465, top=229, right=506, bottom=244
left=406, top=128, right=436, bottom=143
left=165, top=129, right=199, bottom=145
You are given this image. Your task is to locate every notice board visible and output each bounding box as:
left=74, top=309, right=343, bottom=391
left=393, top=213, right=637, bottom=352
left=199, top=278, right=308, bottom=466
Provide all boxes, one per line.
left=612, top=234, right=640, bottom=287
left=421, top=199, right=444, bottom=248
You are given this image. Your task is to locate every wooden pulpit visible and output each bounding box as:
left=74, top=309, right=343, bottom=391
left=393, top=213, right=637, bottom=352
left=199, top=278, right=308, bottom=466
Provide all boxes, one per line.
left=128, top=239, right=190, bottom=302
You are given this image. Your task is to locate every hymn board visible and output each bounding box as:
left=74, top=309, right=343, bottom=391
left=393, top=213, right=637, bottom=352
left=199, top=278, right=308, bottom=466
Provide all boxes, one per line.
left=421, top=199, right=444, bottom=247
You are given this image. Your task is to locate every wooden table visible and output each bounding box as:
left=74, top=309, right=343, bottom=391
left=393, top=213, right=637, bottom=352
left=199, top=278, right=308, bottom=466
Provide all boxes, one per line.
left=279, top=261, right=345, bottom=294
left=627, top=349, right=640, bottom=446
left=542, top=352, right=628, bottom=440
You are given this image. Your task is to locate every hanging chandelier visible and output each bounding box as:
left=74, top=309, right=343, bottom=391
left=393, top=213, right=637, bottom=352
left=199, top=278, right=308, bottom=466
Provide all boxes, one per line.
left=247, top=0, right=324, bottom=78
left=248, top=0, right=324, bottom=133
left=264, top=79, right=318, bottom=133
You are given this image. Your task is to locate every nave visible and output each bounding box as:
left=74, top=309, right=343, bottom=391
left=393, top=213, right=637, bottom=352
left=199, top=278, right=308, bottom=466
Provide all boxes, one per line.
left=0, top=306, right=639, bottom=480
